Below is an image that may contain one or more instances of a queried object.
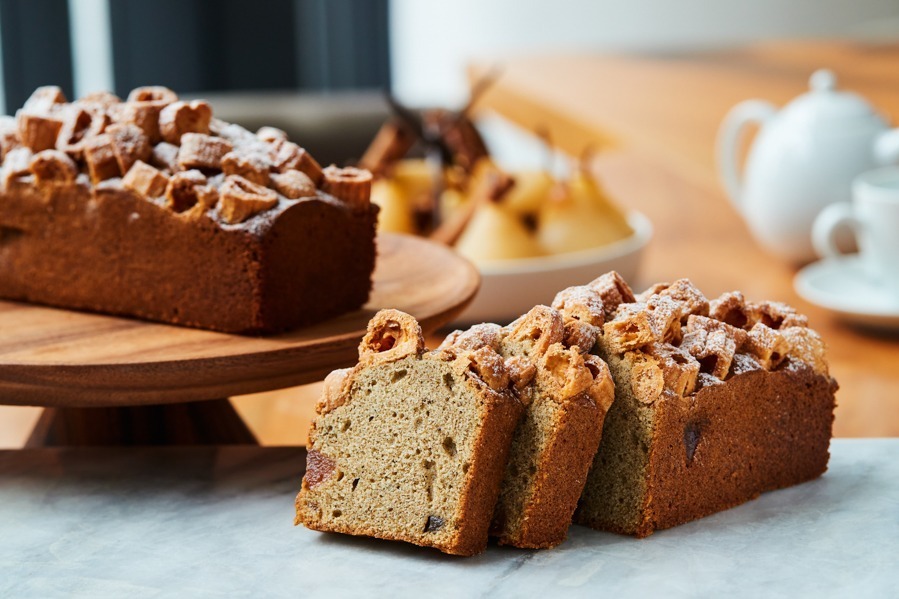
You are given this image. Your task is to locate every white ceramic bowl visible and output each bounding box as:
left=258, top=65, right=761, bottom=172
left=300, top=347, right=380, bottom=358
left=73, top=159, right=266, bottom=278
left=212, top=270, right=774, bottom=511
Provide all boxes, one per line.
left=455, top=210, right=653, bottom=325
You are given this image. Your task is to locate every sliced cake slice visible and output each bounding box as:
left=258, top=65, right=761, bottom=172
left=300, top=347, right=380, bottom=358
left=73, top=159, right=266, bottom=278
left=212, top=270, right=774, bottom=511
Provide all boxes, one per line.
left=295, top=309, right=524, bottom=556
left=441, top=304, right=615, bottom=549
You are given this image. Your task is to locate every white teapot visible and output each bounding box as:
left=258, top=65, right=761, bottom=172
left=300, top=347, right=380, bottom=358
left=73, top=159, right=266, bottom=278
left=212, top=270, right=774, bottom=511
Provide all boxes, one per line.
left=717, top=69, right=899, bottom=263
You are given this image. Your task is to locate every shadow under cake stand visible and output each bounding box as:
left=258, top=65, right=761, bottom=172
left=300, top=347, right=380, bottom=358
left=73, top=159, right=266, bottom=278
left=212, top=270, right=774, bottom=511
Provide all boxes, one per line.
left=0, top=233, right=480, bottom=447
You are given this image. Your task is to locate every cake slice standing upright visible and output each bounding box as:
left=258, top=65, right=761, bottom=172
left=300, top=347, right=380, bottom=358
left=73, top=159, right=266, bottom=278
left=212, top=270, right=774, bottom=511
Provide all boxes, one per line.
left=438, top=303, right=615, bottom=549
left=295, top=309, right=524, bottom=556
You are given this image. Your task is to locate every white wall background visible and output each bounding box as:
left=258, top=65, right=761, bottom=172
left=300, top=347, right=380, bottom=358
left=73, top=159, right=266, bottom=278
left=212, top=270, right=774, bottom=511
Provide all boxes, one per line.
left=389, top=0, right=899, bottom=107
left=67, top=0, right=114, bottom=99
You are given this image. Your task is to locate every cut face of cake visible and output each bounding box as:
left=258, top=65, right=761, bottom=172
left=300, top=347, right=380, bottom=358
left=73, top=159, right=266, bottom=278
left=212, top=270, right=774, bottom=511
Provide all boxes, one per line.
left=295, top=309, right=524, bottom=556
left=574, top=274, right=838, bottom=537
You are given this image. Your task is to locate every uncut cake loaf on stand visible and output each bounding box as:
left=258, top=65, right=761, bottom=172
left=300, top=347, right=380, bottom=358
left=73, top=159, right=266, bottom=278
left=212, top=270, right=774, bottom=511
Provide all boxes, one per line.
left=0, top=85, right=378, bottom=333
left=573, top=273, right=837, bottom=537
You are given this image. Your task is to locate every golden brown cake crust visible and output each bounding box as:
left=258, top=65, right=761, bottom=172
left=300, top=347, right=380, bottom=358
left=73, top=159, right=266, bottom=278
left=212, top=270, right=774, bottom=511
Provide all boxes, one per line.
left=494, top=392, right=605, bottom=549
left=632, top=363, right=836, bottom=537
left=0, top=86, right=377, bottom=333
left=575, top=274, right=838, bottom=537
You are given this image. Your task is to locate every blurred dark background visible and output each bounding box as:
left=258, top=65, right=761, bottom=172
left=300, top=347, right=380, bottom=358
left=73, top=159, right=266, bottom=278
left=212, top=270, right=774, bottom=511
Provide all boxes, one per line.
left=0, top=0, right=391, bottom=164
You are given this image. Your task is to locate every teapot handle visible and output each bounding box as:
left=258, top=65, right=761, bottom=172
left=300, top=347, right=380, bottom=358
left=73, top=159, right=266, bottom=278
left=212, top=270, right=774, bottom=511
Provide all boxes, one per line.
left=716, top=100, right=777, bottom=212
left=812, top=202, right=860, bottom=259
left=874, top=128, right=899, bottom=165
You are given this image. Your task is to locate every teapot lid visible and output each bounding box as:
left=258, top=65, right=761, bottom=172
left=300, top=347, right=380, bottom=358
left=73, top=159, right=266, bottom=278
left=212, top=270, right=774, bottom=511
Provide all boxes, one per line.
left=781, top=69, right=885, bottom=126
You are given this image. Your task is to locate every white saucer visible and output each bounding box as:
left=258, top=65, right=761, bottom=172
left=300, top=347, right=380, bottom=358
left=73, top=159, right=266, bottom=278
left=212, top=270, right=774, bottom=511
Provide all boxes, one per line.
left=794, top=255, right=899, bottom=330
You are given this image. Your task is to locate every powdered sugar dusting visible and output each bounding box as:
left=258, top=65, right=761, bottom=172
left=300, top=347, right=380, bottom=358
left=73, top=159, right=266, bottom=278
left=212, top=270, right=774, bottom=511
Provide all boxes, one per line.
left=0, top=85, right=371, bottom=229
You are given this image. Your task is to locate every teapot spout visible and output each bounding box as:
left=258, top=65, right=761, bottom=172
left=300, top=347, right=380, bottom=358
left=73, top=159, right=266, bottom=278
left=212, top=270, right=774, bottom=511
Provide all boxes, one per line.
left=875, top=128, right=899, bottom=165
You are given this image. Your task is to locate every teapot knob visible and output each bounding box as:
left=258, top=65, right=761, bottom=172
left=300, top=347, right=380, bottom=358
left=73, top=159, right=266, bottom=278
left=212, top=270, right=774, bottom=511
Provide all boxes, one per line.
left=809, top=69, right=836, bottom=92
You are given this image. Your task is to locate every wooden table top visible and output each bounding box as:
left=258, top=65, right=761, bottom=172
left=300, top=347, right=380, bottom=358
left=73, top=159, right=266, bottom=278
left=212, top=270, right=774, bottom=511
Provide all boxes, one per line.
left=469, top=40, right=899, bottom=438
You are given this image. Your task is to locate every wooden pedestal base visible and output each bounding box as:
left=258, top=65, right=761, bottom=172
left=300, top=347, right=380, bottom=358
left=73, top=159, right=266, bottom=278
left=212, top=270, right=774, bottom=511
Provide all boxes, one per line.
left=25, top=399, right=257, bottom=447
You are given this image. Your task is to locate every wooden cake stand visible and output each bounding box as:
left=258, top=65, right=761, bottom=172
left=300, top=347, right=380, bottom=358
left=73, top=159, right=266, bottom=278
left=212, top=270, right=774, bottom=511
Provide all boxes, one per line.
left=0, top=234, right=479, bottom=447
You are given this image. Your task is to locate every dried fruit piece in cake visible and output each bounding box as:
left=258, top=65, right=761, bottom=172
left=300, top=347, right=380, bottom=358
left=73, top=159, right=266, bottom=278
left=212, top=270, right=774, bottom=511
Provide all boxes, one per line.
left=679, top=315, right=747, bottom=380
left=82, top=134, right=121, bottom=183
left=123, top=161, right=170, bottom=198
left=295, top=309, right=523, bottom=556
left=270, top=170, right=316, bottom=199
left=159, top=100, right=212, bottom=144
left=218, top=175, right=278, bottom=224
left=165, top=170, right=208, bottom=213
left=588, top=271, right=636, bottom=319
left=177, top=133, right=233, bottom=171
left=2, top=147, right=33, bottom=187
left=322, top=166, right=373, bottom=210
left=115, top=101, right=167, bottom=144
left=17, top=113, right=64, bottom=153
left=107, top=123, right=151, bottom=174
left=150, top=142, right=179, bottom=173
left=57, top=104, right=108, bottom=158
left=30, top=150, right=78, bottom=187
left=221, top=150, right=270, bottom=186
left=127, top=86, right=177, bottom=105
left=270, top=139, right=323, bottom=182
left=22, top=86, right=67, bottom=114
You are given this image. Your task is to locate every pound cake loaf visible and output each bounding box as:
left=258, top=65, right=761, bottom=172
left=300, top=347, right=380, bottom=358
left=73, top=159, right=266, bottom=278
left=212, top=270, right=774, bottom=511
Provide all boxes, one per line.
left=0, top=85, right=378, bottom=333
left=574, top=272, right=837, bottom=537
left=439, top=306, right=615, bottom=549
left=295, top=309, right=524, bottom=556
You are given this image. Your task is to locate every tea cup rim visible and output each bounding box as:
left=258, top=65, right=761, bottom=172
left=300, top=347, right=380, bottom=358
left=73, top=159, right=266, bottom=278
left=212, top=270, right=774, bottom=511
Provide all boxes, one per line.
left=853, top=166, right=899, bottom=205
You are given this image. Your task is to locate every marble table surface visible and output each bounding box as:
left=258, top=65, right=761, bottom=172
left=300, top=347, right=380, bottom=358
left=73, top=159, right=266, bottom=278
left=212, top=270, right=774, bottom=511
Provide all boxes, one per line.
left=1, top=439, right=897, bottom=598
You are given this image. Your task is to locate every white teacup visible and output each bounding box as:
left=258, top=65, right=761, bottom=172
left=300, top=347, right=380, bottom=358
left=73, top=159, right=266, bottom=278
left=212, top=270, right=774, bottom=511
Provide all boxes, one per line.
left=813, top=167, right=899, bottom=296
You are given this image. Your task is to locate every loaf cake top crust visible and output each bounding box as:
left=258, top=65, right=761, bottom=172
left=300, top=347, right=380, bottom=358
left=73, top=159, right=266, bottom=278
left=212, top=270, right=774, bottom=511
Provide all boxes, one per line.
left=439, top=305, right=613, bottom=413
left=558, top=271, right=832, bottom=403
left=0, top=85, right=372, bottom=231
left=314, top=309, right=530, bottom=421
